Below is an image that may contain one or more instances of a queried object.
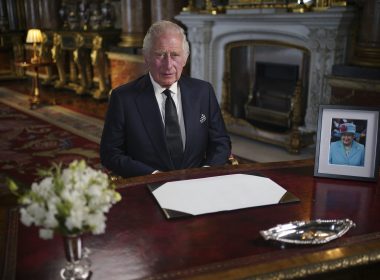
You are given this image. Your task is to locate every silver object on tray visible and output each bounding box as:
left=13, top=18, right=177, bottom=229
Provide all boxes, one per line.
left=260, top=219, right=355, bottom=245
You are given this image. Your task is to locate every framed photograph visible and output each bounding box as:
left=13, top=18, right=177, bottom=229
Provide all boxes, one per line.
left=314, top=105, right=380, bottom=181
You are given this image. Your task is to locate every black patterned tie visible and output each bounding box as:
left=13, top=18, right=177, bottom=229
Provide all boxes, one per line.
left=163, top=89, right=183, bottom=169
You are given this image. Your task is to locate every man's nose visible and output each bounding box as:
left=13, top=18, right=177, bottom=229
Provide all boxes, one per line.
left=163, top=54, right=174, bottom=67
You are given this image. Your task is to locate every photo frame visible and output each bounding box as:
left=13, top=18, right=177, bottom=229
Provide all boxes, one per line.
left=314, top=105, right=380, bottom=181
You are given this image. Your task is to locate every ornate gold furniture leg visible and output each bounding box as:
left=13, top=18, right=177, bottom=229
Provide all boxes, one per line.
left=52, top=33, right=66, bottom=88
left=49, top=29, right=119, bottom=98
left=69, top=52, right=78, bottom=85
left=73, top=34, right=91, bottom=95
left=91, top=35, right=109, bottom=100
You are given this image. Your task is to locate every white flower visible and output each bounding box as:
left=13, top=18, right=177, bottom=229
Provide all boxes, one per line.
left=87, top=212, right=106, bottom=234
left=44, top=201, right=59, bottom=228
left=65, top=209, right=85, bottom=231
left=44, top=211, right=58, bottom=228
left=88, top=184, right=102, bottom=198
left=26, top=203, right=46, bottom=226
left=39, top=228, right=54, bottom=240
left=32, top=177, right=53, bottom=199
left=13, top=160, right=121, bottom=239
left=20, top=208, right=34, bottom=226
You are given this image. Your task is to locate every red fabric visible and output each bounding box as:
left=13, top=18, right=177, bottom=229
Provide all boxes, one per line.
left=0, top=102, right=101, bottom=187
left=339, top=123, right=348, bottom=133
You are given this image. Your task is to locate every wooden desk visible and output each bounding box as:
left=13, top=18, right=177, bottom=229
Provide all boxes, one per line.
left=3, top=159, right=380, bottom=279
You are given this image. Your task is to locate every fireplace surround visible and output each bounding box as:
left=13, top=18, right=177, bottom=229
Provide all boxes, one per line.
left=177, top=7, right=356, bottom=152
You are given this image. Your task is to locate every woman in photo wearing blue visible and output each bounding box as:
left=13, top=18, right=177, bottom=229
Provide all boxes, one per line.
left=329, top=122, right=365, bottom=166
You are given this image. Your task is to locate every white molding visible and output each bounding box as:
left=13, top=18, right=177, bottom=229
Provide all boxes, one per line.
left=177, top=8, right=356, bottom=131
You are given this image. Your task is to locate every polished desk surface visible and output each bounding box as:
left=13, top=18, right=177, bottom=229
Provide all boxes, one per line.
left=6, top=159, right=380, bottom=279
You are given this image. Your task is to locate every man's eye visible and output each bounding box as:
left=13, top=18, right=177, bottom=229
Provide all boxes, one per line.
left=154, top=52, right=181, bottom=59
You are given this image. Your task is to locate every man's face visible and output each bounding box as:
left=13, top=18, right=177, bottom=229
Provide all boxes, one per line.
left=341, top=133, right=354, bottom=146
left=144, top=32, right=188, bottom=88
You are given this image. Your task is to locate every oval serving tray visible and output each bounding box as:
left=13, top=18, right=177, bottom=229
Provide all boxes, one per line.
left=260, top=219, right=355, bottom=245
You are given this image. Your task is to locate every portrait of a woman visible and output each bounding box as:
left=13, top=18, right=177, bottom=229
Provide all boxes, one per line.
left=329, top=122, right=365, bottom=166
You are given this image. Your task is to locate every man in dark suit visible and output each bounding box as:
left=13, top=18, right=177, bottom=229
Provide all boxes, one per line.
left=100, top=20, right=231, bottom=178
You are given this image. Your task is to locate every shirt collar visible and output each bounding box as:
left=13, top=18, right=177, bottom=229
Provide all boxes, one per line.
left=149, top=72, right=178, bottom=95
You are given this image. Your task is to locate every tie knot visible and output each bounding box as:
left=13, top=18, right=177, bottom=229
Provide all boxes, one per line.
left=162, top=89, right=171, bottom=98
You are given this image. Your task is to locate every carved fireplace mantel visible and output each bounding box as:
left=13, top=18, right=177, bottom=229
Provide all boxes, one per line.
left=177, top=8, right=356, bottom=151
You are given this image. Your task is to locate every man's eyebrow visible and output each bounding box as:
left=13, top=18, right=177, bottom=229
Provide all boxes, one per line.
left=154, top=50, right=180, bottom=53
left=153, top=50, right=181, bottom=55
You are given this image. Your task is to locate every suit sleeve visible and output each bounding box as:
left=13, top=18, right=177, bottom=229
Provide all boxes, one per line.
left=100, top=90, right=156, bottom=178
left=203, top=85, right=231, bottom=166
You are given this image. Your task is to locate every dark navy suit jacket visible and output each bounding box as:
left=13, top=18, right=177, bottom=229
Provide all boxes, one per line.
left=100, top=74, right=231, bottom=178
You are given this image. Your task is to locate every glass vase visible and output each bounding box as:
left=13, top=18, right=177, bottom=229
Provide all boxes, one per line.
left=60, top=234, right=91, bottom=280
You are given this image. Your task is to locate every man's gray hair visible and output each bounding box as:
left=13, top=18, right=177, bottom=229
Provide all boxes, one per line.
left=142, top=20, right=190, bottom=56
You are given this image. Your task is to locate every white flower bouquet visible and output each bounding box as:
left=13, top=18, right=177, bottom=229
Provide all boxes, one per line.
left=8, top=160, right=121, bottom=239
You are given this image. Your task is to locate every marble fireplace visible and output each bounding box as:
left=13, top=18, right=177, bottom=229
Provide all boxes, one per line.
left=177, top=7, right=356, bottom=152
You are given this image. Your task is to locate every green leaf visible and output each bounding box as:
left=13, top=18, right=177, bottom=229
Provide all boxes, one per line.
left=6, top=178, right=19, bottom=196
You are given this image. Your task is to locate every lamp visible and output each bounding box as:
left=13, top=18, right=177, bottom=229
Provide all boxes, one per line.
left=26, top=29, right=43, bottom=64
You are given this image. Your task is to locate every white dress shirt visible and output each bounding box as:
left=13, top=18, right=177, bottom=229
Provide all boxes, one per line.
left=149, top=73, right=186, bottom=149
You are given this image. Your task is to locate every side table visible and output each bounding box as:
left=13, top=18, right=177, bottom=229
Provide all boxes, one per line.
left=15, top=61, right=53, bottom=109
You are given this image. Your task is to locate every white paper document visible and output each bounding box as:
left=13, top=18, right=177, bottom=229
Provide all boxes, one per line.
left=150, top=173, right=298, bottom=217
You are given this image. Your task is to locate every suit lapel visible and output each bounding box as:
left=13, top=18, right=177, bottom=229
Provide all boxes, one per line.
left=179, top=78, right=199, bottom=163
left=135, top=75, right=172, bottom=168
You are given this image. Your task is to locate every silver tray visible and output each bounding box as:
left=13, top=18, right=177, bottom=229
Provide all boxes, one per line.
left=260, top=219, right=355, bottom=245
